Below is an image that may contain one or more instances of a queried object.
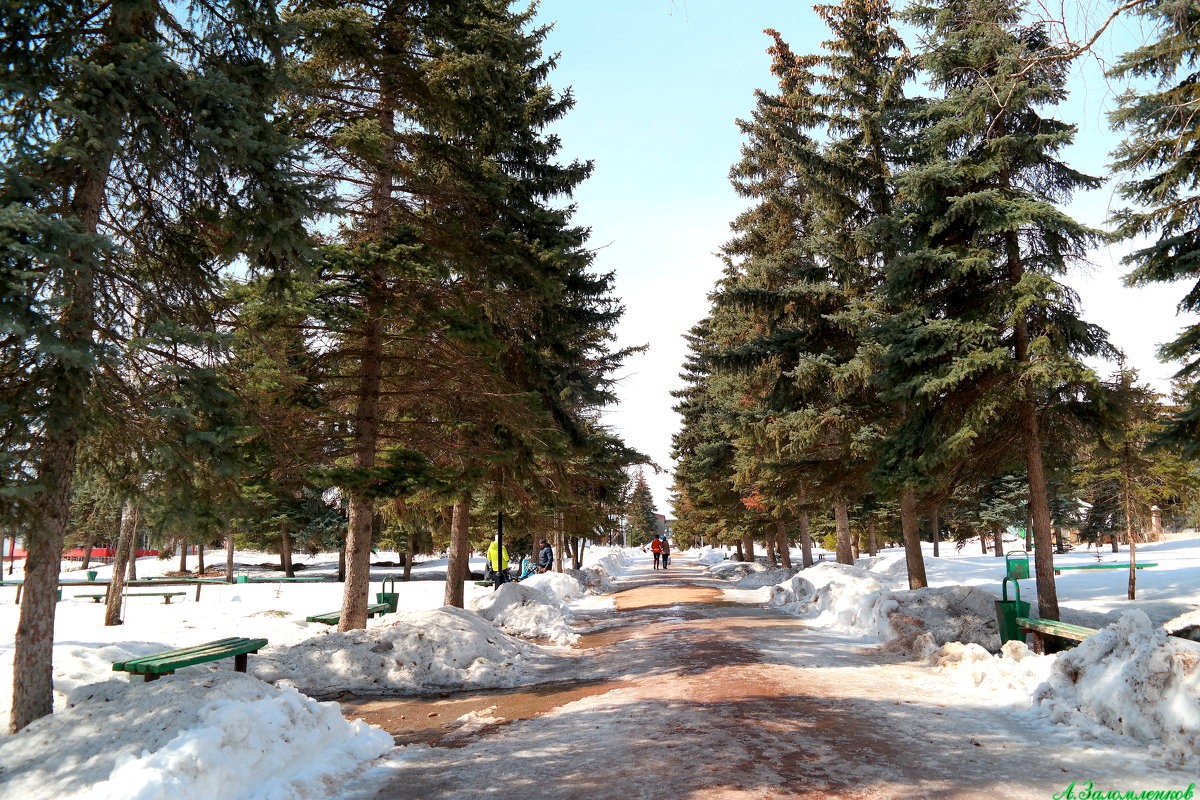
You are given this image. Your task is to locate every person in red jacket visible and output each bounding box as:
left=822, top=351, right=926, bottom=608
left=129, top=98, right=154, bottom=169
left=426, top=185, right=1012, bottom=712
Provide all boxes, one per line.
left=650, top=535, right=663, bottom=569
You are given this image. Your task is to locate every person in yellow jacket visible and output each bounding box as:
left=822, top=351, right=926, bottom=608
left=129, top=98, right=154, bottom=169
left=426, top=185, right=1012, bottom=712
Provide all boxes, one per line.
left=486, top=536, right=510, bottom=581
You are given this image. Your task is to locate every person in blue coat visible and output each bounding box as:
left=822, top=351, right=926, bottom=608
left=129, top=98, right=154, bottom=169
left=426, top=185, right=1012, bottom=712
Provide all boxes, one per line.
left=537, top=538, right=553, bottom=573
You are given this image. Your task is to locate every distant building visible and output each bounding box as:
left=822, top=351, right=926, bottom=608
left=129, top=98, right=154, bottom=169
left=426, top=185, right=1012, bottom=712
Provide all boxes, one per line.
left=664, top=519, right=677, bottom=539
left=653, top=513, right=667, bottom=537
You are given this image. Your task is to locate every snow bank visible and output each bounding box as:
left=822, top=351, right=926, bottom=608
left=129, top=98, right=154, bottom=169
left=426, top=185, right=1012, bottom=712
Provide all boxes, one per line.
left=928, top=640, right=1055, bottom=706
left=586, top=548, right=633, bottom=582
left=519, top=572, right=584, bottom=603
left=734, top=566, right=799, bottom=590
left=692, top=546, right=727, bottom=566
left=892, top=585, right=1002, bottom=652
left=770, top=563, right=896, bottom=639
left=472, top=583, right=578, bottom=645
left=254, top=606, right=557, bottom=694
left=0, top=640, right=173, bottom=715
left=709, top=560, right=764, bottom=580
left=0, top=673, right=390, bottom=800
left=1033, top=610, right=1200, bottom=762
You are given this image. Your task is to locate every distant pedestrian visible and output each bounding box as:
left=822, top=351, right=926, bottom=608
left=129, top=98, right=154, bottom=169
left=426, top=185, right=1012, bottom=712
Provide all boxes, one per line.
left=661, top=537, right=671, bottom=569
left=650, top=535, right=663, bottom=569
left=537, top=538, right=553, bottom=573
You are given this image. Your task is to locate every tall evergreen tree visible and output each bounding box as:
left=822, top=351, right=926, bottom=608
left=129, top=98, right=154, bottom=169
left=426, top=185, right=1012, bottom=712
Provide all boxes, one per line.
left=0, top=0, right=316, bottom=730
left=1109, top=0, right=1200, bottom=456
left=624, top=470, right=658, bottom=547
left=877, top=0, right=1113, bottom=620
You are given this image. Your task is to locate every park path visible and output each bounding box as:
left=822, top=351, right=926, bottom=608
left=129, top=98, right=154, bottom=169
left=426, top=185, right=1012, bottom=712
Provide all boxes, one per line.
left=341, top=559, right=1187, bottom=800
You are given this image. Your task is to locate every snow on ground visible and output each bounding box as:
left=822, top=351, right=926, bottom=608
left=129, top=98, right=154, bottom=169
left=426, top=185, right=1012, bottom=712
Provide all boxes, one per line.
left=255, top=605, right=565, bottom=694
left=702, top=534, right=1200, bottom=765
left=0, top=672, right=391, bottom=800
left=471, top=582, right=579, bottom=645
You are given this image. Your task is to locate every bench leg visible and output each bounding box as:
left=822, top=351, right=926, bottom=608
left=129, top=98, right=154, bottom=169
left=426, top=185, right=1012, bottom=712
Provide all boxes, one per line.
left=163, top=596, right=172, bottom=604
left=234, top=653, right=248, bottom=673
left=1029, top=630, right=1045, bottom=655
left=144, top=673, right=160, bottom=682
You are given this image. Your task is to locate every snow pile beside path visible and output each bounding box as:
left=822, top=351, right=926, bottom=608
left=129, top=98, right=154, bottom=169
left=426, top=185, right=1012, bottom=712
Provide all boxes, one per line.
left=1033, top=610, right=1200, bottom=761
left=519, top=572, right=584, bottom=603
left=586, top=548, right=633, bottom=581
left=0, top=673, right=390, bottom=800
left=709, top=560, right=764, bottom=580
left=770, top=563, right=896, bottom=639
left=891, top=585, right=1002, bottom=652
left=929, top=640, right=1055, bottom=706
left=693, top=546, right=727, bottom=566
left=472, top=583, right=578, bottom=645
left=254, top=606, right=557, bottom=693
left=735, top=566, right=800, bottom=590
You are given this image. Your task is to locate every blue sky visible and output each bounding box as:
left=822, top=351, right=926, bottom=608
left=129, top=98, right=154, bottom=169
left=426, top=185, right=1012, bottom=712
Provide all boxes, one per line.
left=531, top=1, right=1194, bottom=514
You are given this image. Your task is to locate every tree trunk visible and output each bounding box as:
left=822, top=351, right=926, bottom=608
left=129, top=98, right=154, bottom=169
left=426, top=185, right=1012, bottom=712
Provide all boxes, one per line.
left=740, top=535, right=755, bottom=562
left=993, top=523, right=1004, bottom=557
left=764, top=534, right=776, bottom=566
left=1123, top=445, right=1137, bottom=601
left=443, top=496, right=471, bottom=608
left=900, top=489, right=928, bottom=589
left=775, top=520, right=792, bottom=569
left=179, top=542, right=187, bottom=574
left=104, top=499, right=139, bottom=627
left=126, top=531, right=137, bottom=580
left=197, top=543, right=205, bottom=575
left=867, top=519, right=877, bottom=557
left=81, top=542, right=93, bottom=571
left=337, top=546, right=346, bottom=583
left=7, top=534, right=16, bottom=575
left=798, top=513, right=814, bottom=568
left=226, top=535, right=235, bottom=583
left=930, top=506, right=940, bottom=558
left=834, top=503, right=854, bottom=565
left=980, top=527, right=988, bottom=554
left=280, top=529, right=294, bottom=579
left=734, top=540, right=743, bottom=561
left=554, top=528, right=565, bottom=573
left=403, top=529, right=415, bottom=581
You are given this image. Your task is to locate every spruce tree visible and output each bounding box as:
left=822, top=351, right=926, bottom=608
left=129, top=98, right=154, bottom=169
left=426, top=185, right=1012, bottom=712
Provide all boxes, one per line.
left=1109, top=0, right=1200, bottom=456
left=877, top=0, right=1112, bottom=620
left=0, top=0, right=316, bottom=730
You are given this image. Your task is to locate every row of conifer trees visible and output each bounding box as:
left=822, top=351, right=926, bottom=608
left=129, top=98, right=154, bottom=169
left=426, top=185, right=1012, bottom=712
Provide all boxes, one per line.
left=1, top=0, right=641, bottom=732
left=671, top=0, right=1200, bottom=616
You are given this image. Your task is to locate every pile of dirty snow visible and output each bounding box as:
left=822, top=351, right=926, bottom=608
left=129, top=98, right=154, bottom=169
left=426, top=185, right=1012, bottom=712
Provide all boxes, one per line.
left=927, top=639, right=1055, bottom=706
left=253, top=606, right=559, bottom=693
left=472, top=583, right=578, bottom=645
left=519, top=572, right=584, bottom=603
left=1033, top=610, right=1200, bottom=762
left=586, top=548, right=633, bottom=581
left=769, top=563, right=896, bottom=639
left=709, top=560, right=764, bottom=580
left=0, top=672, right=391, bottom=800
left=692, top=546, right=728, bottom=566
left=735, top=566, right=800, bottom=590
left=891, top=585, right=1002, bottom=652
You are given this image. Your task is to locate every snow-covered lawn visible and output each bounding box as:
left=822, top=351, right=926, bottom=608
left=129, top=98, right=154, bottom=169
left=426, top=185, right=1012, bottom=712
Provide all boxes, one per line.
left=0, top=546, right=630, bottom=799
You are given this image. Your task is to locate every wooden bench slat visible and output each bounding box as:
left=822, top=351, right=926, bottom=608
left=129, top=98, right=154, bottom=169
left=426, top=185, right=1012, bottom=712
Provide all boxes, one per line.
left=113, top=637, right=247, bottom=670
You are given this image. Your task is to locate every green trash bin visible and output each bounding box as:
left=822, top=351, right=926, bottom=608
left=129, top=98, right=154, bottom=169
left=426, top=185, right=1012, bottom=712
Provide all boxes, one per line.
left=235, top=575, right=248, bottom=584
left=86, top=570, right=98, bottom=581
left=1005, top=551, right=1030, bottom=581
left=994, top=577, right=1031, bottom=645
left=376, top=577, right=399, bottom=613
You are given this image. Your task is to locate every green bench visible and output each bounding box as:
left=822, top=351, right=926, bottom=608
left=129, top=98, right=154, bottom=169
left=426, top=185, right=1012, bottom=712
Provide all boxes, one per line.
left=1053, top=563, right=1156, bottom=575
left=306, top=602, right=390, bottom=625
left=1017, top=617, right=1098, bottom=654
left=76, top=592, right=186, bottom=604
left=113, top=637, right=268, bottom=681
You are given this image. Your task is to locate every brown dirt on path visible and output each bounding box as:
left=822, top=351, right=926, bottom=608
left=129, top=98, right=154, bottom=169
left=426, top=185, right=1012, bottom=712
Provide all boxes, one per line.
left=345, top=560, right=1183, bottom=800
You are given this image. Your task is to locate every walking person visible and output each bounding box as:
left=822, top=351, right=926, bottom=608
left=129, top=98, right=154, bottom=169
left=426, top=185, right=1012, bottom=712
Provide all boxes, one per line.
left=537, top=538, right=553, bottom=573
left=650, top=535, right=662, bottom=569
left=661, top=536, right=671, bottom=569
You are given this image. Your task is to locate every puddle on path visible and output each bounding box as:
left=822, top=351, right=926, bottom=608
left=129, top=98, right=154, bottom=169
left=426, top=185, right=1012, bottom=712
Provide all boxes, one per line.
left=341, top=679, right=630, bottom=747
